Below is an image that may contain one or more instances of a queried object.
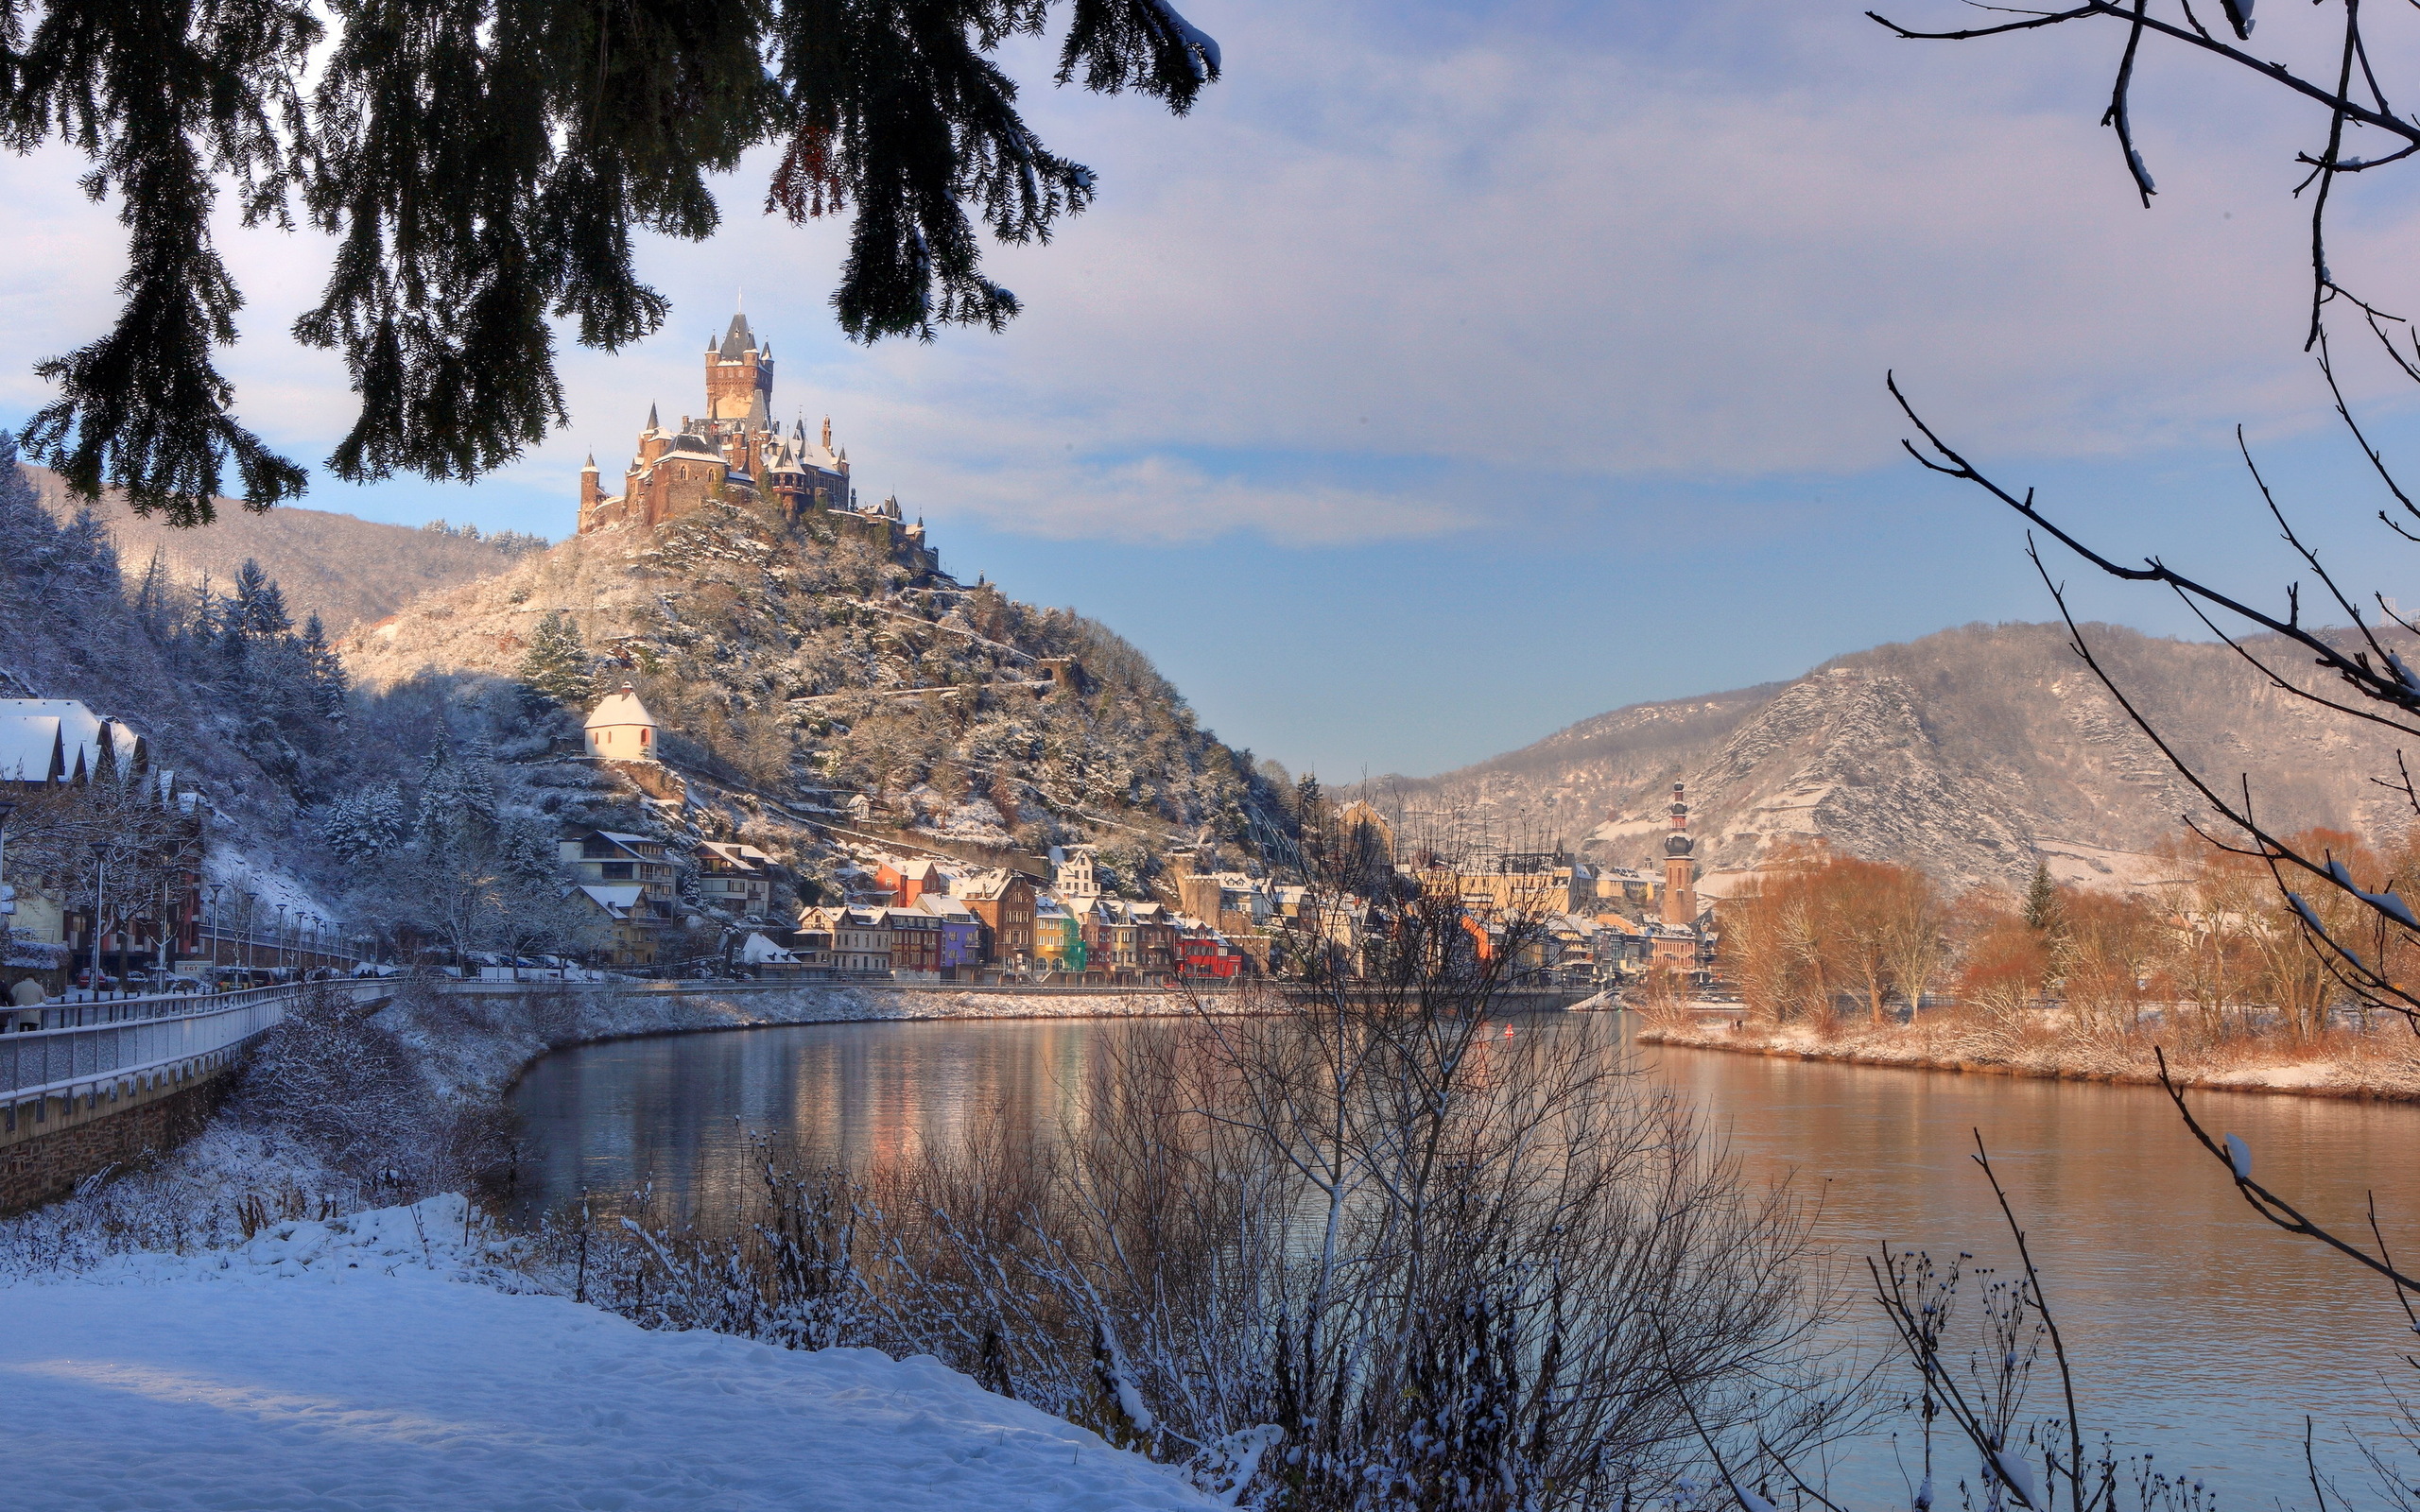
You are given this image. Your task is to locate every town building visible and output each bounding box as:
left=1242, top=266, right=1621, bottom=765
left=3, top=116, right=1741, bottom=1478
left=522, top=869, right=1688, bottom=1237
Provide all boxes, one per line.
left=574, top=312, right=939, bottom=577
left=1032, top=894, right=1082, bottom=972
left=876, top=858, right=945, bottom=909
left=884, top=907, right=942, bottom=980
left=1416, top=853, right=1594, bottom=919
left=802, top=904, right=893, bottom=976
left=696, top=840, right=775, bottom=918
left=1176, top=935, right=1247, bottom=980
left=561, top=829, right=679, bottom=967
left=914, top=893, right=984, bottom=978
left=1052, top=845, right=1101, bottom=902
left=959, top=869, right=1036, bottom=966
left=0, top=699, right=204, bottom=999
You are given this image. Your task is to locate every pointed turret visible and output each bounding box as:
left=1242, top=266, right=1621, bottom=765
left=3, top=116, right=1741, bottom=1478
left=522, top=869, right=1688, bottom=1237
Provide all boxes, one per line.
left=646, top=403, right=661, bottom=432
left=719, top=311, right=754, bottom=360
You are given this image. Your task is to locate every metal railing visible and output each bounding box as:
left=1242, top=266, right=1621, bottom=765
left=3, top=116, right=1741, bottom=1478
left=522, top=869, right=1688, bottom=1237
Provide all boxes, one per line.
left=1, top=981, right=374, bottom=1108
left=34, top=981, right=313, bottom=1030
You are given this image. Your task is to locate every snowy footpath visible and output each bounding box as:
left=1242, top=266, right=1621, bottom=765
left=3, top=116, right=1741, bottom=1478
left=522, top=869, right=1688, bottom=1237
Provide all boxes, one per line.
left=0, top=1195, right=1217, bottom=1511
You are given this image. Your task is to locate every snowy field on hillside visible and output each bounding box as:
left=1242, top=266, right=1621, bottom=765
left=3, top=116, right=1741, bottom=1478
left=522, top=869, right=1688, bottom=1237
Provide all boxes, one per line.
left=0, top=1195, right=1217, bottom=1511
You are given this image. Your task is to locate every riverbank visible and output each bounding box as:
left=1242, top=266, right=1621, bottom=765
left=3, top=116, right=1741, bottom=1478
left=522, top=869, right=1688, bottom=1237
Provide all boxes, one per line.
left=402, top=982, right=1243, bottom=1105
left=1636, top=1008, right=2420, bottom=1100
left=0, top=982, right=1241, bottom=1275
left=0, top=1192, right=1219, bottom=1511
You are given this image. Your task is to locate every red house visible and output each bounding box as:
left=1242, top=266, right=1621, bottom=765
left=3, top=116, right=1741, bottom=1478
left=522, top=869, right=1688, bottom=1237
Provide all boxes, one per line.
left=1177, top=936, right=1246, bottom=980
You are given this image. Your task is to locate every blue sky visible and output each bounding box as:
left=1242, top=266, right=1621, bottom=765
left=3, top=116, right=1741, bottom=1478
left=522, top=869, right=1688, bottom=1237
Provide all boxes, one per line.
left=9, top=0, right=2420, bottom=778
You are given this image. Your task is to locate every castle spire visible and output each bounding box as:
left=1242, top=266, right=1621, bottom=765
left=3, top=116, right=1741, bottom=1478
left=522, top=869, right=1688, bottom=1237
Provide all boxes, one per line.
left=582, top=452, right=597, bottom=471
left=646, top=403, right=660, bottom=432
left=719, top=310, right=754, bottom=359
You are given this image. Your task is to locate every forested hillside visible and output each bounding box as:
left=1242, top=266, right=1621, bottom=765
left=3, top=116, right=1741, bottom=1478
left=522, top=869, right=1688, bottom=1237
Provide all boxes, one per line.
left=1, top=444, right=354, bottom=902
left=26, top=466, right=537, bottom=635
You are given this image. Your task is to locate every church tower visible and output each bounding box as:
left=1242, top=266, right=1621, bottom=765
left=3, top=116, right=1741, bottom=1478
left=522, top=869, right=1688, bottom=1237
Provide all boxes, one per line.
left=1660, top=782, right=1697, bottom=929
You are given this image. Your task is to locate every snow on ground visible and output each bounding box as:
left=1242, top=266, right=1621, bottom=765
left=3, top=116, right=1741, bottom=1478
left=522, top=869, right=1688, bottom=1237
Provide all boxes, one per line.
left=1636, top=1006, right=2420, bottom=1100
left=0, top=1195, right=1219, bottom=1511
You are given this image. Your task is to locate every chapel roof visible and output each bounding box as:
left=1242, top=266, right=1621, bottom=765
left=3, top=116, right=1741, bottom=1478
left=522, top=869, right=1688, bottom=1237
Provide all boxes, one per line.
left=586, top=686, right=658, bottom=730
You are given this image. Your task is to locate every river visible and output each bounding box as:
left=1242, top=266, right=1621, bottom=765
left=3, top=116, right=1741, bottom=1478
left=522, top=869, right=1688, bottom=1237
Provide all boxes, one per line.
left=508, top=1012, right=2420, bottom=1507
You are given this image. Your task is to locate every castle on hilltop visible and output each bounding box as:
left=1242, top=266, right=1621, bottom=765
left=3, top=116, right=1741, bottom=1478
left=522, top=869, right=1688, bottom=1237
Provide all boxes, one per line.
left=576, top=310, right=937, bottom=574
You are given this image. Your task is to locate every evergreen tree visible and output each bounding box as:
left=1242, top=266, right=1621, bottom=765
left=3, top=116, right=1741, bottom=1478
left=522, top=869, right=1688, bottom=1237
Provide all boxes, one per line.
left=2022, top=859, right=2062, bottom=934
left=518, top=610, right=597, bottom=709
left=233, top=558, right=292, bottom=635
left=189, top=574, right=223, bottom=644
left=300, top=613, right=350, bottom=721
left=415, top=739, right=498, bottom=844
left=0, top=428, right=36, bottom=532
left=7, top=0, right=1219, bottom=522
left=322, top=782, right=407, bottom=863
left=131, top=546, right=175, bottom=639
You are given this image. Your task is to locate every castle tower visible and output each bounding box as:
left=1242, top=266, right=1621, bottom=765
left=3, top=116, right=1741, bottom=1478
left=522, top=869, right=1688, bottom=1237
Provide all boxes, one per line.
left=704, top=312, right=773, bottom=423
left=579, top=454, right=601, bottom=521
left=1660, top=782, right=1697, bottom=929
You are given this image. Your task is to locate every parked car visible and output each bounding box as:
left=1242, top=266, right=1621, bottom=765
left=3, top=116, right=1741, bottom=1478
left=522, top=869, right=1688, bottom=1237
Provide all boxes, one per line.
left=71, top=969, right=119, bottom=991
left=160, top=975, right=204, bottom=994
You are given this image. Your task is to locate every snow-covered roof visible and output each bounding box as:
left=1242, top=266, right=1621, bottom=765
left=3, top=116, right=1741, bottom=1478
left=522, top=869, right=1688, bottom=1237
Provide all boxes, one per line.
left=655, top=435, right=727, bottom=467
left=716, top=312, right=754, bottom=360
left=700, top=841, right=767, bottom=870
left=0, top=714, right=62, bottom=783
left=586, top=688, right=657, bottom=730
left=577, top=885, right=647, bottom=918
left=739, top=931, right=796, bottom=964
left=0, top=699, right=143, bottom=784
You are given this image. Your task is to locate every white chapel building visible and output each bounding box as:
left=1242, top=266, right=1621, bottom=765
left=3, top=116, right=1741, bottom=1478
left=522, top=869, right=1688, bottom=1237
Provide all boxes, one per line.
left=586, top=685, right=659, bottom=761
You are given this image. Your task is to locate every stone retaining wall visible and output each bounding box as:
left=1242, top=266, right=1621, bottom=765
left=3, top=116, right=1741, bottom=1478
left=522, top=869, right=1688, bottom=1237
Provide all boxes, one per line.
left=0, top=1065, right=233, bottom=1214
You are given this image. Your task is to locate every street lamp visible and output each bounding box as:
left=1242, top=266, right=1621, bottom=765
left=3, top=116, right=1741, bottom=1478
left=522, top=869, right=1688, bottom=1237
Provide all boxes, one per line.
left=206, top=885, right=223, bottom=977
left=274, top=903, right=288, bottom=977
left=0, top=798, right=15, bottom=944
left=87, top=844, right=109, bottom=1002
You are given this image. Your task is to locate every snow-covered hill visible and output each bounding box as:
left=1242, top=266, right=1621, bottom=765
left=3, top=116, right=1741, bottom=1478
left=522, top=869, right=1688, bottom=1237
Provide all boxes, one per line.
left=1370, top=621, right=2420, bottom=895
left=338, top=499, right=1287, bottom=887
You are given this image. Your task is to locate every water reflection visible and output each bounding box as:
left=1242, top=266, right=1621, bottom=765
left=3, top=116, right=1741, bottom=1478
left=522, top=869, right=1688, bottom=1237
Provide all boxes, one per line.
left=509, top=1014, right=2420, bottom=1506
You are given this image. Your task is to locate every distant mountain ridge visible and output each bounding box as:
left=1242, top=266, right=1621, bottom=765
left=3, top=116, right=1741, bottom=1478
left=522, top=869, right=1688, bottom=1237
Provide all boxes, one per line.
left=26, top=466, right=531, bottom=635
left=1368, top=621, right=2416, bottom=895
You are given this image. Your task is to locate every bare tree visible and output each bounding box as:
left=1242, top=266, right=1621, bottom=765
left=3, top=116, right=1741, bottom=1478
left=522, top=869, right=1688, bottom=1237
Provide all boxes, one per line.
left=1861, top=6, right=2420, bottom=1503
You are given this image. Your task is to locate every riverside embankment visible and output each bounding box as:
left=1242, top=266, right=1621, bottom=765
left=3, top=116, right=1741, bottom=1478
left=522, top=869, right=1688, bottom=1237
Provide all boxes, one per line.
left=402, top=980, right=1245, bottom=1105
left=1635, top=1006, right=2420, bottom=1100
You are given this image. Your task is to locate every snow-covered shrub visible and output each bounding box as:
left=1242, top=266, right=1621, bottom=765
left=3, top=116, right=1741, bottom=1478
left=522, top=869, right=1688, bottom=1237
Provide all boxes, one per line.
left=569, top=963, right=1842, bottom=1509
left=234, top=985, right=508, bottom=1193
